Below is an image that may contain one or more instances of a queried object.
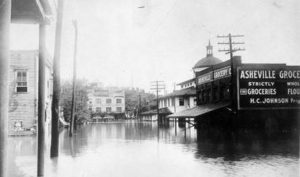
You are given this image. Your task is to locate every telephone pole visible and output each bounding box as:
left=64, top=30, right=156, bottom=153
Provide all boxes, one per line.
left=217, top=33, right=245, bottom=113
left=51, top=0, right=65, bottom=158
left=150, top=81, right=165, bottom=124
left=138, top=94, right=142, bottom=120
left=69, top=20, right=78, bottom=137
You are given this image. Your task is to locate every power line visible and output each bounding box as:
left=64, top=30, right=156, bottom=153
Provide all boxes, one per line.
left=217, top=33, right=245, bottom=60
left=217, top=33, right=245, bottom=114
left=150, top=81, right=165, bottom=124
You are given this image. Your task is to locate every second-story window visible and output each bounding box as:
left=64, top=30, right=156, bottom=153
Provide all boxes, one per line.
left=96, top=98, right=101, bottom=104
left=179, top=98, right=184, bottom=106
left=116, top=98, right=122, bottom=104
left=106, top=98, right=112, bottom=104
left=16, top=70, right=28, bottom=93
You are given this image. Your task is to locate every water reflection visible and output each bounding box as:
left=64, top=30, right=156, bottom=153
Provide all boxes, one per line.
left=7, top=120, right=299, bottom=177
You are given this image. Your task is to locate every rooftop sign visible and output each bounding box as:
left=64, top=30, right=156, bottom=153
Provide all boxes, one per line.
left=237, top=66, right=300, bottom=110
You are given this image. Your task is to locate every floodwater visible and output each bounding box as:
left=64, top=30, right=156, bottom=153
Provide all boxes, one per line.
left=7, top=120, right=299, bottom=177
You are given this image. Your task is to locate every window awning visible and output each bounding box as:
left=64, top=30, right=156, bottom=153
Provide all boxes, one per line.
left=167, top=102, right=230, bottom=118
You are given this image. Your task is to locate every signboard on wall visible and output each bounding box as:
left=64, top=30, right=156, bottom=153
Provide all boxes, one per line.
left=237, top=66, right=300, bottom=110
left=196, top=66, right=232, bottom=85
left=214, top=66, right=231, bottom=80
left=197, top=72, right=213, bottom=85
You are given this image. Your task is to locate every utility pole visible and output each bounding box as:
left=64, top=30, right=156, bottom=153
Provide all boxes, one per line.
left=138, top=94, right=141, bottom=120
left=51, top=0, right=65, bottom=158
left=150, top=81, right=165, bottom=124
left=0, top=0, right=11, bottom=176
left=69, top=20, right=78, bottom=137
left=217, top=33, right=245, bottom=113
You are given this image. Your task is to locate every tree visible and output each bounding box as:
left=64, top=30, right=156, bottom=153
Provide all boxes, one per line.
left=125, top=88, right=156, bottom=118
left=60, top=79, right=90, bottom=124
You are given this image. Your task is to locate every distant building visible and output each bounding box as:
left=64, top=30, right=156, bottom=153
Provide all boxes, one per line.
left=87, top=84, right=125, bottom=119
left=177, top=78, right=196, bottom=89
left=9, top=50, right=53, bottom=135
left=140, top=42, right=221, bottom=121
left=140, top=108, right=172, bottom=121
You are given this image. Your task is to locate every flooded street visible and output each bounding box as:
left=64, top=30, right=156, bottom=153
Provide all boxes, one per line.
left=8, top=120, right=299, bottom=177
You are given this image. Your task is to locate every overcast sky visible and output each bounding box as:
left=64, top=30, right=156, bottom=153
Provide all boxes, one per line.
left=10, top=0, right=300, bottom=92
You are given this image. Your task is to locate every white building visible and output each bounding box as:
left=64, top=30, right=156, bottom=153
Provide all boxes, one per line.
left=158, top=87, right=197, bottom=114
left=157, top=41, right=221, bottom=118
left=87, top=85, right=125, bottom=119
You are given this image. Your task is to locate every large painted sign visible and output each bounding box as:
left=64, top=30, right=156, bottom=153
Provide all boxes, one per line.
left=237, top=66, right=300, bottom=109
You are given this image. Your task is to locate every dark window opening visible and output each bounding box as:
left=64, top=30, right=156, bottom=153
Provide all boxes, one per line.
left=179, top=98, right=184, bottom=106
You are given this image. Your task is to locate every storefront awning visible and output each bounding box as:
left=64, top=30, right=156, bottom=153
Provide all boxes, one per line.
left=167, top=102, right=230, bottom=118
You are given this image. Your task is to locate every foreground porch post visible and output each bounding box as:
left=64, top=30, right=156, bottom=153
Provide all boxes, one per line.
left=0, top=0, right=11, bottom=176
left=37, top=23, right=46, bottom=177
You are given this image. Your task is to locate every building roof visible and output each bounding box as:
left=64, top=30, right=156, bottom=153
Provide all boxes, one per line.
left=140, top=107, right=172, bottom=115
left=177, top=78, right=195, bottom=86
left=159, top=87, right=196, bottom=99
left=167, top=102, right=230, bottom=118
left=10, top=50, right=53, bottom=69
left=193, top=55, right=222, bottom=69
left=12, top=0, right=55, bottom=24
left=193, top=41, right=222, bottom=69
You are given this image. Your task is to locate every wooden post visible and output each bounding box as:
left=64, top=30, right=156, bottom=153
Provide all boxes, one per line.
left=156, top=81, right=159, bottom=125
left=37, top=23, right=46, bottom=177
left=0, top=0, right=11, bottom=176
left=69, top=20, right=78, bottom=137
left=51, top=0, right=64, bottom=158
